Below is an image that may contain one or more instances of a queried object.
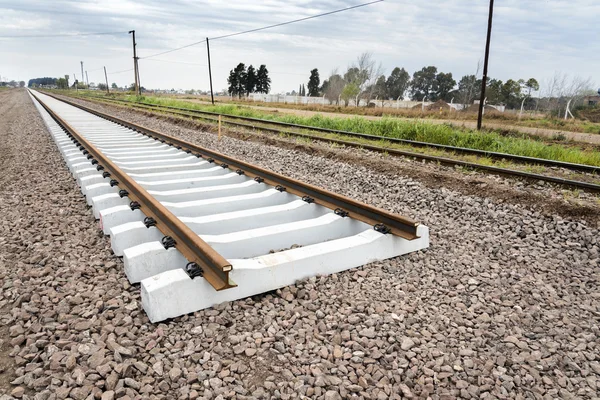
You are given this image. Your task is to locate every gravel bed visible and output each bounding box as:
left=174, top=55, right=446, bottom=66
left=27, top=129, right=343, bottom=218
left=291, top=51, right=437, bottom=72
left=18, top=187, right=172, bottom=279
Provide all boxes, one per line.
left=0, top=89, right=599, bottom=399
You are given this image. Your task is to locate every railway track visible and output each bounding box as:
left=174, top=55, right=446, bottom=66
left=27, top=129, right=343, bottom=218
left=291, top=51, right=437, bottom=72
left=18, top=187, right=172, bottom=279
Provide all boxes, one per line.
left=49, top=93, right=600, bottom=193
left=29, top=89, right=429, bottom=322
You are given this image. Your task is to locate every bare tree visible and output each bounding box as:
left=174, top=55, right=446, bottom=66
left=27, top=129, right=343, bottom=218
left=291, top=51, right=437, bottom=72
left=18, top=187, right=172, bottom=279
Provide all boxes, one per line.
left=539, top=72, right=595, bottom=116
left=350, top=52, right=384, bottom=105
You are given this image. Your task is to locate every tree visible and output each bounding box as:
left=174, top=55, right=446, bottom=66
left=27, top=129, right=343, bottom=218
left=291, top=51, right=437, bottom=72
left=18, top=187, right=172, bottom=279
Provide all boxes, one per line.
left=410, top=66, right=438, bottom=101
left=19, top=81, right=25, bottom=88
left=98, top=83, right=107, bottom=91
left=350, top=52, right=383, bottom=104
left=245, top=65, right=257, bottom=95
left=501, top=79, right=523, bottom=108
left=372, top=75, right=388, bottom=104
left=341, top=83, right=360, bottom=107
left=456, top=75, right=482, bottom=106
left=323, top=70, right=345, bottom=105
left=307, top=68, right=320, bottom=97
left=485, top=79, right=504, bottom=104
left=524, top=78, right=539, bottom=96
left=385, top=67, right=410, bottom=100
left=56, top=78, right=68, bottom=89
left=111, top=83, right=118, bottom=89
left=299, top=84, right=302, bottom=96
left=435, top=72, right=456, bottom=101
left=255, top=65, right=270, bottom=94
left=227, top=63, right=246, bottom=98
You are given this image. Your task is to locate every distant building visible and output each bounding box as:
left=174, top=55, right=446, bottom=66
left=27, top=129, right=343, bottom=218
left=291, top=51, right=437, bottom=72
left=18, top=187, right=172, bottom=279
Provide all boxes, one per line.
left=583, top=95, right=600, bottom=106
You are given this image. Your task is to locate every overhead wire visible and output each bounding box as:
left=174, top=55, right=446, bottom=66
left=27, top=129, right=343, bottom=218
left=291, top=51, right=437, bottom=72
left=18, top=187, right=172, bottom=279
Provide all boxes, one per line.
left=0, top=31, right=128, bottom=38
left=140, top=0, right=383, bottom=60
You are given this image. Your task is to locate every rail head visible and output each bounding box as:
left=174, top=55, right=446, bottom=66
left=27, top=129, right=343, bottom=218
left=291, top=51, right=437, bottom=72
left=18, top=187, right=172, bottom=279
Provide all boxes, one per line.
left=32, top=91, right=236, bottom=291
left=39, top=91, right=421, bottom=240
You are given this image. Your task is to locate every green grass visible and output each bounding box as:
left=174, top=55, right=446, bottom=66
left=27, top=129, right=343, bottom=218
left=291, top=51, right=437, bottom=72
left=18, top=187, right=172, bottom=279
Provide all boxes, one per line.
left=80, top=92, right=600, bottom=167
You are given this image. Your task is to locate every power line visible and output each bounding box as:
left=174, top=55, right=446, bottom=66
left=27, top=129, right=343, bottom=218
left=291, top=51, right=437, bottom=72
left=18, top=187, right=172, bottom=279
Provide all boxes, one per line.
left=211, top=0, right=383, bottom=41
left=109, top=68, right=134, bottom=75
left=144, top=58, right=208, bottom=67
left=0, top=31, right=128, bottom=38
left=141, top=0, right=383, bottom=60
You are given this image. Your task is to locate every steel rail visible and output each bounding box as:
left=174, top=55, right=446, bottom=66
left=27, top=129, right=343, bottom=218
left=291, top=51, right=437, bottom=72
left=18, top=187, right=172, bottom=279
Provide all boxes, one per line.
left=38, top=91, right=421, bottom=240
left=31, top=91, right=236, bottom=291
left=68, top=94, right=600, bottom=174
left=47, top=93, right=600, bottom=194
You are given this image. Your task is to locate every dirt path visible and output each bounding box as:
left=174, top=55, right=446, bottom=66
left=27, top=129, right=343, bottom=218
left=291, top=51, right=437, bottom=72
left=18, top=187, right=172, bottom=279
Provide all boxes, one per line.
left=188, top=99, right=600, bottom=145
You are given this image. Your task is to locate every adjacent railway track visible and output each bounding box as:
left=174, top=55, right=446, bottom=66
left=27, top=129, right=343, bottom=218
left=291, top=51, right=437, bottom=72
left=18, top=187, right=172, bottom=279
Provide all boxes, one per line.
left=53, top=93, right=600, bottom=183
left=29, top=89, right=429, bottom=322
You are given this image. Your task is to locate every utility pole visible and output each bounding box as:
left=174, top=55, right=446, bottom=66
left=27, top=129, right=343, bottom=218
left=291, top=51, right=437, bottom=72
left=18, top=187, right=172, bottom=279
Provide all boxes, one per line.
left=477, top=0, right=494, bottom=130
left=104, top=66, right=110, bottom=94
left=80, top=61, right=85, bottom=88
left=85, top=71, right=89, bottom=88
left=206, top=38, right=215, bottom=105
left=128, top=30, right=140, bottom=95
left=74, top=73, right=78, bottom=92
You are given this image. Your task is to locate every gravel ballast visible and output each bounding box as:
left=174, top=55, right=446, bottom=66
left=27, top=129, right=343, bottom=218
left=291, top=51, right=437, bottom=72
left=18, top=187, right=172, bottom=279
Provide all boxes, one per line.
left=0, top=89, right=599, bottom=399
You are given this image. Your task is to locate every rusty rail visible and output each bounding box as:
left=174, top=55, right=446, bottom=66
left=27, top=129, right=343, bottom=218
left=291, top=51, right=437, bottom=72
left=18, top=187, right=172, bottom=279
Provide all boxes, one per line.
left=39, top=91, right=421, bottom=240
left=32, top=91, right=236, bottom=291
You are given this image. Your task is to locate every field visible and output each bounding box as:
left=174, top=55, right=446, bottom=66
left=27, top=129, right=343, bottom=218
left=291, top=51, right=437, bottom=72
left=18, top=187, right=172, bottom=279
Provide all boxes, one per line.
left=172, top=94, right=600, bottom=135
left=72, top=91, right=600, bottom=167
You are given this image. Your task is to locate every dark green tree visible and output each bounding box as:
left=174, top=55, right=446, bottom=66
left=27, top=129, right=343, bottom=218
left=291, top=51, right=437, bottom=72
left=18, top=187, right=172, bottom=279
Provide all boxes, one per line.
left=410, top=66, right=438, bottom=101
left=501, top=79, right=522, bottom=108
left=307, top=68, right=320, bottom=97
left=111, top=83, right=118, bottom=89
left=485, top=79, right=504, bottom=104
left=255, top=65, right=271, bottom=94
left=227, top=63, right=246, bottom=98
left=373, top=75, right=388, bottom=102
left=435, top=72, right=456, bottom=101
left=385, top=67, right=410, bottom=100
left=301, top=84, right=306, bottom=96
left=245, top=65, right=257, bottom=95
left=524, top=78, right=539, bottom=96
left=456, top=75, right=482, bottom=105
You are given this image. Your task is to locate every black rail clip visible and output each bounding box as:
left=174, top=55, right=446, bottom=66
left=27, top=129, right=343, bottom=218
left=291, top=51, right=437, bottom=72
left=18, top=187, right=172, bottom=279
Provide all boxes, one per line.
left=275, top=185, right=287, bottom=192
left=96, top=165, right=104, bottom=171
left=302, top=196, right=315, bottom=204
left=143, top=217, right=157, bottom=228
left=254, top=177, right=264, bottom=183
left=207, top=158, right=215, bottom=163
left=220, top=163, right=228, bottom=169
left=129, top=201, right=141, bottom=210
left=82, top=149, right=89, bottom=155
left=236, top=169, right=245, bottom=175
left=86, top=154, right=93, bottom=159
left=109, top=179, right=119, bottom=187
left=91, top=159, right=99, bottom=165
left=161, top=236, right=177, bottom=250
left=118, top=189, right=129, bottom=198
left=185, top=262, right=204, bottom=279
left=334, top=208, right=349, bottom=217
left=374, top=224, right=391, bottom=234
left=102, top=171, right=111, bottom=178
left=176, top=146, right=182, bottom=150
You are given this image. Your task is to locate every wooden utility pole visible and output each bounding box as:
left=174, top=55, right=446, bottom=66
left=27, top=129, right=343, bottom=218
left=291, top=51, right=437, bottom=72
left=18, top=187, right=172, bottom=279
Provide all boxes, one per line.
left=129, top=30, right=140, bottom=95
left=206, top=38, right=215, bottom=105
left=104, top=66, right=110, bottom=94
left=477, top=0, right=494, bottom=130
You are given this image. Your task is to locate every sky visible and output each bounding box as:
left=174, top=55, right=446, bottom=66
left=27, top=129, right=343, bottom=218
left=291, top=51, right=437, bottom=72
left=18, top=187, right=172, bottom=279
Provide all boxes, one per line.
left=0, top=0, right=598, bottom=94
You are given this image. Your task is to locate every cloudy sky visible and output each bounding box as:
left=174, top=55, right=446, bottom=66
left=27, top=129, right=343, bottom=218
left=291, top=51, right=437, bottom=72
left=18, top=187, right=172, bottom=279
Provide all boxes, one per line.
left=0, top=0, right=598, bottom=94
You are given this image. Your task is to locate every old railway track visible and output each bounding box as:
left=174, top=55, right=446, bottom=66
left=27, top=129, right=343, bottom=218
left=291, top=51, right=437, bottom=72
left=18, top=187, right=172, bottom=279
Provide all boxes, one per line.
left=48, top=92, right=600, bottom=193
left=29, top=89, right=429, bottom=322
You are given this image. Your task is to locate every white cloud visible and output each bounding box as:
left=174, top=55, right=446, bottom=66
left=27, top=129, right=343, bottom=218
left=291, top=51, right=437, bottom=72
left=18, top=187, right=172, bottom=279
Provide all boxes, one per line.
left=0, top=0, right=597, bottom=92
